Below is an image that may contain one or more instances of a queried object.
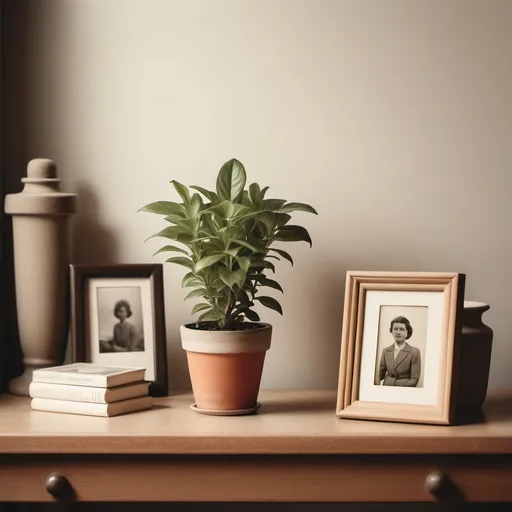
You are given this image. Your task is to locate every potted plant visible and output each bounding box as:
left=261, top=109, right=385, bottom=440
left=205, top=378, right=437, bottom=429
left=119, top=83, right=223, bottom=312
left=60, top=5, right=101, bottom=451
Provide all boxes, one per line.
left=140, top=158, right=317, bottom=414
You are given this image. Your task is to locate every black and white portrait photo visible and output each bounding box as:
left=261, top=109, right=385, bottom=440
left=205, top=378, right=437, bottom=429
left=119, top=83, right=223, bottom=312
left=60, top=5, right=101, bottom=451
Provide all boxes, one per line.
left=96, top=286, right=145, bottom=353
left=374, top=305, right=428, bottom=388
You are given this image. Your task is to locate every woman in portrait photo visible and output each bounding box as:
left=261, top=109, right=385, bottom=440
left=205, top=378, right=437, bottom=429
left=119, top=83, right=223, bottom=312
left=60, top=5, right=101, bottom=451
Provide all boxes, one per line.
left=100, top=300, right=144, bottom=352
left=377, top=316, right=421, bottom=387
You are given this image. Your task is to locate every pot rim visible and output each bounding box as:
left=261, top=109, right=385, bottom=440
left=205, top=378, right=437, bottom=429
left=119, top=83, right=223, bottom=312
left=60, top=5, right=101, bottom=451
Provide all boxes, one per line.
left=181, top=321, right=272, bottom=333
left=180, top=322, right=272, bottom=354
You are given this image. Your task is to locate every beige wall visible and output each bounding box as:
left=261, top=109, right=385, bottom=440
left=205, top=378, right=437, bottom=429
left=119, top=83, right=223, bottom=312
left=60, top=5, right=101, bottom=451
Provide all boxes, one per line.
left=10, top=0, right=512, bottom=391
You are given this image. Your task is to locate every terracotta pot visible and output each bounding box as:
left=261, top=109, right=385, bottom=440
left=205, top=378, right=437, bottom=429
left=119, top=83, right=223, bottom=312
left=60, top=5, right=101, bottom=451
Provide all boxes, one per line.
left=456, top=301, right=493, bottom=410
left=180, top=322, right=272, bottom=412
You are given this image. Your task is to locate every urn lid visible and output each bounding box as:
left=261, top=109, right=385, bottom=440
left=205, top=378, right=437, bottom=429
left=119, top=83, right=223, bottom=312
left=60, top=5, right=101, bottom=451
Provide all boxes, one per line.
left=4, top=159, right=77, bottom=215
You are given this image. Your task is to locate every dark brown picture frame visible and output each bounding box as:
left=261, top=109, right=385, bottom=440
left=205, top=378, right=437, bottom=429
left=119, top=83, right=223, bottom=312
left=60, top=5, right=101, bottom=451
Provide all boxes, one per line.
left=70, top=264, right=168, bottom=396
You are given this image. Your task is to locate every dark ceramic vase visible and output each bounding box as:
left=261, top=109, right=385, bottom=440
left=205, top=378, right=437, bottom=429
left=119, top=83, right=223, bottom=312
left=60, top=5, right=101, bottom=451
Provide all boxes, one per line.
left=456, top=301, right=493, bottom=410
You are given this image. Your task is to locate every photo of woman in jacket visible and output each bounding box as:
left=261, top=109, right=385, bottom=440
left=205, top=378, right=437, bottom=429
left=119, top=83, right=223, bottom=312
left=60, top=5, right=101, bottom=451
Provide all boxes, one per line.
left=376, top=315, right=421, bottom=387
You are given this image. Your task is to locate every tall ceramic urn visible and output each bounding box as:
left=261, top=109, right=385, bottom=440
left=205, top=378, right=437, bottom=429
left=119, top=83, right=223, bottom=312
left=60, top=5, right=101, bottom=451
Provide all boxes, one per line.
left=4, top=158, right=77, bottom=395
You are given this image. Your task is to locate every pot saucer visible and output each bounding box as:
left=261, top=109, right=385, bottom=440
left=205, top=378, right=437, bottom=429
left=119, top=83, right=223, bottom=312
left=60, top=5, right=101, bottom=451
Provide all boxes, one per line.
left=190, top=402, right=261, bottom=416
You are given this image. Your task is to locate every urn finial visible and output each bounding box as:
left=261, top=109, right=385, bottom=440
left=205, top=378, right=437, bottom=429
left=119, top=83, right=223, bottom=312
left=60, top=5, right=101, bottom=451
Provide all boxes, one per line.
left=27, top=158, right=57, bottom=179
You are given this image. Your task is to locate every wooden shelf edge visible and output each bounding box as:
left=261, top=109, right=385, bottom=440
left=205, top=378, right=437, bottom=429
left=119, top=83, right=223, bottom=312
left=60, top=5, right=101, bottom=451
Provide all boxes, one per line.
left=1, top=435, right=511, bottom=455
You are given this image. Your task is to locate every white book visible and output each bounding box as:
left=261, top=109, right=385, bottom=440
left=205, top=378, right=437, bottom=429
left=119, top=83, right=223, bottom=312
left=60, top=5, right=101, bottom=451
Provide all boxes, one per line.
left=31, top=396, right=154, bottom=417
left=32, top=363, right=146, bottom=388
left=29, top=381, right=149, bottom=403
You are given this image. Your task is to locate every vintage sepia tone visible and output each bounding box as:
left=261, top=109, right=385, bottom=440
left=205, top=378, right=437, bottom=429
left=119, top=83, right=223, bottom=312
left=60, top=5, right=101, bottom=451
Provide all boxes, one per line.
left=374, top=305, right=428, bottom=388
left=97, top=286, right=145, bottom=353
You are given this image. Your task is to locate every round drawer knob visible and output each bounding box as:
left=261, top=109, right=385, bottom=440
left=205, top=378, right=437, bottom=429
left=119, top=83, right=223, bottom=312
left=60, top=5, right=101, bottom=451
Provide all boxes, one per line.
left=425, top=471, right=449, bottom=497
left=45, top=472, right=71, bottom=498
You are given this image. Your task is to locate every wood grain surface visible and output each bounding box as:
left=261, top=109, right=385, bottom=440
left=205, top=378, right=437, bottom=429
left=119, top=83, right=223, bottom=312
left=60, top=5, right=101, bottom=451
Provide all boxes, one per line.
left=0, top=390, right=510, bottom=455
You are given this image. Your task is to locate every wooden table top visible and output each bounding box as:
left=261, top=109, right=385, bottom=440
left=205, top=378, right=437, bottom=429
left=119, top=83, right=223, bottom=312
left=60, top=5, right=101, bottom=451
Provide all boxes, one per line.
left=0, top=390, right=510, bottom=455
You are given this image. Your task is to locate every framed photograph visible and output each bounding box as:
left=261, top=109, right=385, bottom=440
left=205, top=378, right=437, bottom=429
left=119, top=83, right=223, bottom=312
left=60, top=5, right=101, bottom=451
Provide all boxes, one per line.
left=336, top=271, right=465, bottom=425
left=70, top=264, right=168, bottom=396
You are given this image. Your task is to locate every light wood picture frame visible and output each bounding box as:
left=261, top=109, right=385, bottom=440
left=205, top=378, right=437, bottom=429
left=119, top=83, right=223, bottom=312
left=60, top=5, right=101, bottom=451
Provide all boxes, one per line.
left=336, top=271, right=465, bottom=425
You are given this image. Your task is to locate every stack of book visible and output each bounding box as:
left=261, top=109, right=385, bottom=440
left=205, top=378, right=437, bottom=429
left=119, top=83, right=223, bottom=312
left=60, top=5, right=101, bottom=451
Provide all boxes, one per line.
left=29, top=363, right=153, bottom=417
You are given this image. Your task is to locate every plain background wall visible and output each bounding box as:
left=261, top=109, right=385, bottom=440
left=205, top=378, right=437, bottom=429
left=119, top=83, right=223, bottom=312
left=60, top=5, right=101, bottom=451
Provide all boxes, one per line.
left=4, top=0, right=511, bottom=391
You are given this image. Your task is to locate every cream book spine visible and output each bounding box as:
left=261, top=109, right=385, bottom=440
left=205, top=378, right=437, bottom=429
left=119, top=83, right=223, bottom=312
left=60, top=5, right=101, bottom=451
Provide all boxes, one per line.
left=28, top=381, right=149, bottom=403
left=31, top=396, right=153, bottom=417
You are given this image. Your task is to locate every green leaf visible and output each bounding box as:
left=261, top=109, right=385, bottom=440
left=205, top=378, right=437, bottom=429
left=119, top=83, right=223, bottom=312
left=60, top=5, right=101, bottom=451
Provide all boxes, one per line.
left=236, top=209, right=264, bottom=222
left=182, top=272, right=196, bottom=287
left=243, top=283, right=257, bottom=295
left=171, top=180, right=191, bottom=204
left=236, top=256, right=251, bottom=273
left=274, top=225, right=313, bottom=246
left=224, top=247, right=241, bottom=257
left=251, top=260, right=275, bottom=273
left=146, top=226, right=194, bottom=243
left=182, top=273, right=203, bottom=288
left=232, top=203, right=251, bottom=218
left=275, top=213, right=291, bottom=227
left=138, top=201, right=185, bottom=216
left=239, top=290, right=252, bottom=306
left=255, top=296, right=283, bottom=315
left=184, top=288, right=207, bottom=300
left=279, top=202, right=318, bottom=215
left=204, top=200, right=235, bottom=219
left=239, top=190, right=253, bottom=207
left=233, top=187, right=246, bottom=205
left=219, top=267, right=246, bottom=290
left=192, top=237, right=225, bottom=253
left=164, top=214, right=185, bottom=224
left=268, top=248, right=294, bottom=265
left=233, top=269, right=247, bottom=289
left=216, top=158, right=247, bottom=201
left=220, top=225, right=245, bottom=240
left=255, top=211, right=275, bottom=235
left=231, top=240, right=263, bottom=253
left=177, top=233, right=195, bottom=244
left=166, top=257, right=194, bottom=270
left=258, top=277, right=283, bottom=293
left=184, top=279, right=203, bottom=289
left=243, top=308, right=260, bottom=322
left=175, top=217, right=199, bottom=235
left=190, top=186, right=218, bottom=203
left=191, top=303, right=212, bottom=315
left=219, top=267, right=234, bottom=289
left=249, top=183, right=262, bottom=208
left=263, top=198, right=286, bottom=211
left=212, top=277, right=227, bottom=292
left=197, top=225, right=215, bottom=238
left=153, top=245, right=189, bottom=257
left=188, top=194, right=203, bottom=216
left=201, top=212, right=219, bottom=234
left=199, top=309, right=226, bottom=322
left=194, top=253, right=225, bottom=273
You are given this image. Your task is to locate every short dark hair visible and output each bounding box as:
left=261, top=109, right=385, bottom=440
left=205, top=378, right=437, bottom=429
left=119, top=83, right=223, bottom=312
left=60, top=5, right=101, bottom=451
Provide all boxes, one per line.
left=114, top=300, right=132, bottom=319
left=389, top=316, right=413, bottom=339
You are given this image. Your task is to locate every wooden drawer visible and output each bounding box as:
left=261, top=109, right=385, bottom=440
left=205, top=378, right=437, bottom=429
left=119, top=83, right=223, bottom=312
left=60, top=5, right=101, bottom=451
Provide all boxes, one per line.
left=0, top=455, right=511, bottom=502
